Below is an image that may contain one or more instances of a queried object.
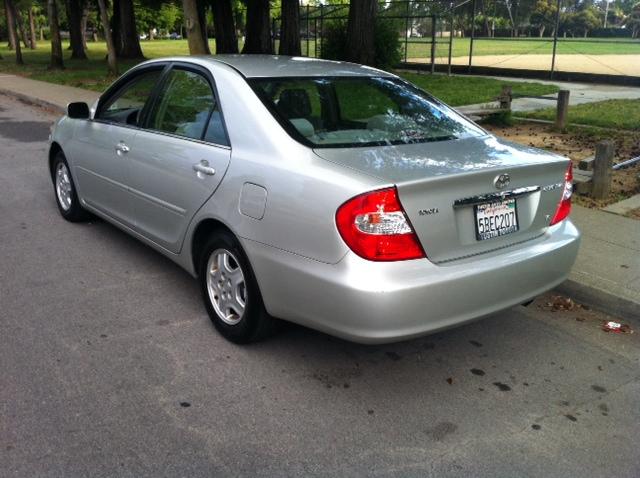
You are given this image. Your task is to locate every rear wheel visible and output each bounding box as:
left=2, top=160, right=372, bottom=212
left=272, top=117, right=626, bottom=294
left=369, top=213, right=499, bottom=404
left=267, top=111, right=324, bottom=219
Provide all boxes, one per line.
left=52, top=152, right=90, bottom=222
left=199, top=231, right=275, bottom=343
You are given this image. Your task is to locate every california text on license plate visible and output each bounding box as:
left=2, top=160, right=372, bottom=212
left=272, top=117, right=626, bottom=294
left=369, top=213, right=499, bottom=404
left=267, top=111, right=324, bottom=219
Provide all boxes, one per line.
left=474, top=198, right=519, bottom=241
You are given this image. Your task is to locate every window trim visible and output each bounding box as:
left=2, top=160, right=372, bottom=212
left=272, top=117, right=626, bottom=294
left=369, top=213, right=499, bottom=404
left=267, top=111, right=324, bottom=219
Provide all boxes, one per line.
left=140, top=61, right=231, bottom=149
left=94, top=63, right=170, bottom=129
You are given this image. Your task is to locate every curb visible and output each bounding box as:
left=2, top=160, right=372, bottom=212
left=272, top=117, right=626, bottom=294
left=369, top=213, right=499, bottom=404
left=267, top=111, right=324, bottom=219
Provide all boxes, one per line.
left=555, top=279, right=640, bottom=323
left=0, top=88, right=66, bottom=115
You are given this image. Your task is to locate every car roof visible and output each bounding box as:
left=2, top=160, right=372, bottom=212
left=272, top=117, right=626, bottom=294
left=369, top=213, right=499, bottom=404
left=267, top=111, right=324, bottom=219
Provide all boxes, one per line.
left=195, top=54, right=396, bottom=79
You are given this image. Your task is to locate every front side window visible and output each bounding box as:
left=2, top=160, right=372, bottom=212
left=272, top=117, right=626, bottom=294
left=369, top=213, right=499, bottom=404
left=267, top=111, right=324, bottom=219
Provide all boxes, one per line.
left=98, top=69, right=163, bottom=125
left=250, top=76, right=484, bottom=148
left=146, top=68, right=228, bottom=145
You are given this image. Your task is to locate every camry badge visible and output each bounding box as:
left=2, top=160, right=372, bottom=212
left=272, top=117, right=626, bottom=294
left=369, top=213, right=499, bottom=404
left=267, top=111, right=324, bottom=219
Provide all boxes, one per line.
left=494, top=173, right=510, bottom=190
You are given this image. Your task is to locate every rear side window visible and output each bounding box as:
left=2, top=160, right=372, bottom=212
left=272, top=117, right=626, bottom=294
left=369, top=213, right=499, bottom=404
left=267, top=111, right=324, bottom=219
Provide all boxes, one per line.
left=98, top=69, right=163, bottom=125
left=146, top=68, right=228, bottom=145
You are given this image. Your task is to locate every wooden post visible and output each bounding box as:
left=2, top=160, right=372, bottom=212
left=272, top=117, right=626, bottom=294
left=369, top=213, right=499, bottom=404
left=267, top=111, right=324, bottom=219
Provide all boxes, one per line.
left=500, top=85, right=512, bottom=111
left=591, top=140, right=615, bottom=200
left=555, top=90, right=570, bottom=130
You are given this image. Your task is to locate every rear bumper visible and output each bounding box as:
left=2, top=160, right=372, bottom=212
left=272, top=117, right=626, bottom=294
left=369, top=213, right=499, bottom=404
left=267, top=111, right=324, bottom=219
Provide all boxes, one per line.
left=243, top=219, right=580, bottom=344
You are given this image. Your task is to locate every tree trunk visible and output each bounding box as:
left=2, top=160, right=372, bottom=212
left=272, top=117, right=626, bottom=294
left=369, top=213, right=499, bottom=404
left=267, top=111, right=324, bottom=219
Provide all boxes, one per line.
left=211, top=0, right=238, bottom=53
left=279, top=0, right=300, bottom=55
left=479, top=0, right=490, bottom=36
left=242, top=0, right=272, bottom=54
left=14, top=8, right=29, bottom=48
left=28, top=7, right=37, bottom=48
left=81, top=6, right=89, bottom=49
left=197, top=0, right=211, bottom=52
left=67, top=0, right=88, bottom=59
left=538, top=25, right=545, bottom=37
left=5, top=0, right=17, bottom=50
left=6, top=0, right=23, bottom=62
left=40, top=27, right=44, bottom=42
left=117, top=0, right=144, bottom=58
left=97, top=0, right=118, bottom=75
left=182, top=0, right=210, bottom=54
left=346, top=0, right=377, bottom=66
left=48, top=0, right=63, bottom=68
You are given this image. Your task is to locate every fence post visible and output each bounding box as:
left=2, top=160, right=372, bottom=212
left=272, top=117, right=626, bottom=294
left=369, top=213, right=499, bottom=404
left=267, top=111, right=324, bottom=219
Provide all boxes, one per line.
left=500, top=85, right=512, bottom=110
left=430, top=15, right=436, bottom=74
left=447, top=11, right=453, bottom=75
left=550, top=0, right=561, bottom=79
left=555, top=90, right=570, bottom=130
left=591, top=140, right=615, bottom=200
left=319, top=4, right=324, bottom=58
left=306, top=4, right=310, bottom=57
left=468, top=0, right=476, bottom=72
left=404, top=0, right=410, bottom=63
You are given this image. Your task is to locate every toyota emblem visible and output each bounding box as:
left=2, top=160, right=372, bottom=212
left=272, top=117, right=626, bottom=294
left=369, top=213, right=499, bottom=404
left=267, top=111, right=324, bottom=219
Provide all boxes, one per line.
left=494, top=173, right=510, bottom=190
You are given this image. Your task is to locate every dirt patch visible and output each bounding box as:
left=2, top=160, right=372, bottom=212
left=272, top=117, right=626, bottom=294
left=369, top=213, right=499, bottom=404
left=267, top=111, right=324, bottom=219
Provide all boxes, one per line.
left=484, top=122, right=640, bottom=208
left=626, top=208, right=640, bottom=219
left=429, top=54, right=640, bottom=76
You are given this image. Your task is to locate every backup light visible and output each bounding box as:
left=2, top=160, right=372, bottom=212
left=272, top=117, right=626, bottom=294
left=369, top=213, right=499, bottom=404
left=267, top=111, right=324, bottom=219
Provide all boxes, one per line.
left=336, top=187, right=426, bottom=261
left=550, top=162, right=573, bottom=226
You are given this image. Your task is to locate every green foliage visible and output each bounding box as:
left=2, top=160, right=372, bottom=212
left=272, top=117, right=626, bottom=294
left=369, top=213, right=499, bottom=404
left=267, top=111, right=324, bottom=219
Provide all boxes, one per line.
left=373, top=19, right=402, bottom=70
left=320, top=18, right=402, bottom=70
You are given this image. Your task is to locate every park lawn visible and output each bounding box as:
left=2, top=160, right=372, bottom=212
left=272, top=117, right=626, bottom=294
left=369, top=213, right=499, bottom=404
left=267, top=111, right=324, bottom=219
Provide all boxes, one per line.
left=401, top=73, right=558, bottom=106
left=0, top=40, right=558, bottom=106
left=403, top=37, right=640, bottom=60
left=518, top=99, right=640, bottom=130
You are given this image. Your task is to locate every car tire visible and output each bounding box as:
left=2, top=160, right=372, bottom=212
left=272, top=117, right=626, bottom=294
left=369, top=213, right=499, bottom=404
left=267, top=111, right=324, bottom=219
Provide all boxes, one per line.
left=52, top=152, right=90, bottom=222
left=199, top=230, right=275, bottom=343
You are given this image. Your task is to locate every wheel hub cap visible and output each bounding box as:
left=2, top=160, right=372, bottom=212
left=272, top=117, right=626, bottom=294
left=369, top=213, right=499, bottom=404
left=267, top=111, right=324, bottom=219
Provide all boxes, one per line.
left=206, top=249, right=246, bottom=325
left=55, top=163, right=73, bottom=211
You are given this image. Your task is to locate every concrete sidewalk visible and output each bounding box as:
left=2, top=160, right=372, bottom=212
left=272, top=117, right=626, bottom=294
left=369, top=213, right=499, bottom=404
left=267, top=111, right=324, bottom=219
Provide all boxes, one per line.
left=559, top=205, right=640, bottom=321
left=0, top=74, right=99, bottom=114
left=0, top=75, right=638, bottom=319
left=457, top=77, right=640, bottom=115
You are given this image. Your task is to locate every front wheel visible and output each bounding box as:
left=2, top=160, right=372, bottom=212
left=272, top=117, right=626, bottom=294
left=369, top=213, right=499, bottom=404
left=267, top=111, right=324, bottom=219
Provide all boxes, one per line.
left=52, top=152, right=90, bottom=222
left=199, top=231, right=275, bottom=343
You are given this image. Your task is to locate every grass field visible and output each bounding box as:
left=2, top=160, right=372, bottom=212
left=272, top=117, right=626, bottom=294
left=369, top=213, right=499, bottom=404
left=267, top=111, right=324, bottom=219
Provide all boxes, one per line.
left=518, top=99, right=640, bottom=130
left=0, top=40, right=559, bottom=106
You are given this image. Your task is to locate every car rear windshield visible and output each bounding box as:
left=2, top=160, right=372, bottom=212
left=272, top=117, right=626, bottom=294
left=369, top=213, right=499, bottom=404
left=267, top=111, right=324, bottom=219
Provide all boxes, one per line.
left=249, top=76, right=484, bottom=148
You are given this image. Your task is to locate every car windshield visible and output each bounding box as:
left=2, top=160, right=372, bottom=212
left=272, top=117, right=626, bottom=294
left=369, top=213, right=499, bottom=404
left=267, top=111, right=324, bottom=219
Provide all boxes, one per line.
left=249, top=76, right=484, bottom=148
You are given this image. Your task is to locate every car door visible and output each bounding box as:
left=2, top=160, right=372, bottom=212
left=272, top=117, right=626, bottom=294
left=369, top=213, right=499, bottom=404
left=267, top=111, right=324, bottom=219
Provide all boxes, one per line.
left=69, top=65, right=166, bottom=226
left=126, top=64, right=231, bottom=253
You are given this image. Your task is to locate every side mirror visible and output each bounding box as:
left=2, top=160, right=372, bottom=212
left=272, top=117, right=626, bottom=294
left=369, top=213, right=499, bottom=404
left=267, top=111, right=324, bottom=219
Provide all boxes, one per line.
left=67, top=102, right=90, bottom=119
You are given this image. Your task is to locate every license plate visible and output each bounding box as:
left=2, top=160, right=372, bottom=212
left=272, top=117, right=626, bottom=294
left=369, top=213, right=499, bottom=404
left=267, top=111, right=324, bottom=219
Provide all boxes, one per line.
left=474, top=198, right=518, bottom=241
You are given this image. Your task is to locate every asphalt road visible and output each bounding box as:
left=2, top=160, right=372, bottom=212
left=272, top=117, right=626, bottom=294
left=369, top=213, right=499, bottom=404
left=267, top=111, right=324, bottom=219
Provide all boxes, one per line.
left=1, top=94, right=639, bottom=478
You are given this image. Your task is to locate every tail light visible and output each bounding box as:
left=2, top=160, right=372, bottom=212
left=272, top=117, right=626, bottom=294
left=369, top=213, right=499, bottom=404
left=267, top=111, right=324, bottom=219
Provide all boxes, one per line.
left=336, top=187, right=426, bottom=261
left=550, top=162, right=573, bottom=226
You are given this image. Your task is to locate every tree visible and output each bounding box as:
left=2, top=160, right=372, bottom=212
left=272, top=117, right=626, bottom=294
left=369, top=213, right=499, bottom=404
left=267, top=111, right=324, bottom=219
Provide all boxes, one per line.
left=242, top=0, right=272, bottom=53
left=97, top=0, right=118, bottom=74
left=279, top=0, right=300, bottom=55
left=212, top=0, right=238, bottom=53
left=48, top=0, right=64, bottom=68
left=66, top=0, right=88, bottom=59
left=530, top=0, right=557, bottom=36
left=345, top=0, right=377, bottom=65
left=181, top=0, right=210, bottom=53
left=624, top=2, right=640, bottom=36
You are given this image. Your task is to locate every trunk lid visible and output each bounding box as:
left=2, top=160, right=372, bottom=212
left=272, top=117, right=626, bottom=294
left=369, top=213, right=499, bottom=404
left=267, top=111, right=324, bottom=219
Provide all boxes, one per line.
left=315, top=135, right=570, bottom=263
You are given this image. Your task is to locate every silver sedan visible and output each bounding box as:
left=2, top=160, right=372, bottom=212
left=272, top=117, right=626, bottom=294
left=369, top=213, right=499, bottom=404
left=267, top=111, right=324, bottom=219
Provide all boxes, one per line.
left=49, top=55, right=580, bottom=344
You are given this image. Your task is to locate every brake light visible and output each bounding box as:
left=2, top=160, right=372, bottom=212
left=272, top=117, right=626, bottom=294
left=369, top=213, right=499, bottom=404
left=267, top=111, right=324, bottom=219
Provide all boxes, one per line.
left=336, top=187, right=426, bottom=261
left=550, top=162, right=573, bottom=226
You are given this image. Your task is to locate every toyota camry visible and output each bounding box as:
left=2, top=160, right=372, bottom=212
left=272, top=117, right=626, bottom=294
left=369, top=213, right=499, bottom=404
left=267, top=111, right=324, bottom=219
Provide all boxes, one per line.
left=48, top=55, right=580, bottom=344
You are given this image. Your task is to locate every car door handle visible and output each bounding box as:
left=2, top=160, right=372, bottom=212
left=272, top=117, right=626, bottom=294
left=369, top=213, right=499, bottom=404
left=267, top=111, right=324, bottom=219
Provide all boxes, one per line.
left=115, top=142, right=130, bottom=155
left=193, top=160, right=216, bottom=176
